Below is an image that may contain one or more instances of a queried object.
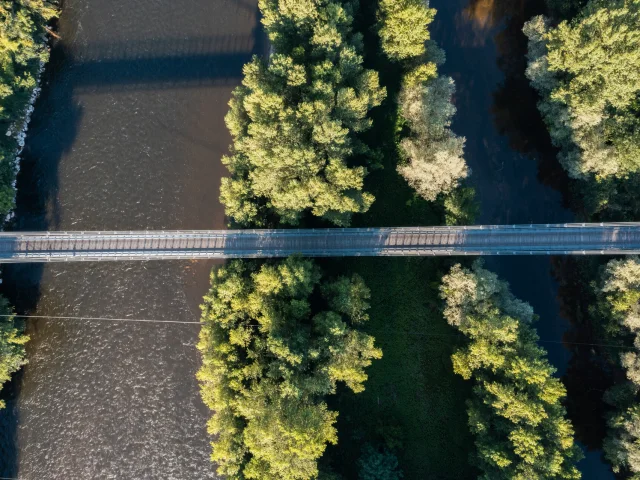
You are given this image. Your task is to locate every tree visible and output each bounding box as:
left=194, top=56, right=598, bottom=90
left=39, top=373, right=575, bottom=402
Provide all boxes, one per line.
left=376, top=0, right=470, bottom=203
left=220, top=0, right=385, bottom=227
left=377, top=0, right=435, bottom=61
left=197, top=258, right=382, bottom=479
left=397, top=76, right=469, bottom=201
left=595, top=257, right=640, bottom=477
left=440, top=262, right=582, bottom=479
left=444, top=186, right=479, bottom=226
left=0, top=296, right=28, bottom=408
left=357, top=444, right=403, bottom=480
left=524, top=0, right=640, bottom=180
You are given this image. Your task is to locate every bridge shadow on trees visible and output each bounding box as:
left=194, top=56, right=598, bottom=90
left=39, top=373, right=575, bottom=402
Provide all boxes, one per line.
left=0, top=6, right=265, bottom=476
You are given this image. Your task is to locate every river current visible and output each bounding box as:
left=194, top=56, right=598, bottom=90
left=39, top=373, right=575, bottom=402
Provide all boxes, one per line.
left=0, top=0, right=265, bottom=478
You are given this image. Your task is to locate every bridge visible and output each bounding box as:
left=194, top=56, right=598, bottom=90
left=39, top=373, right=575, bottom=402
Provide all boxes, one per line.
left=1, top=223, right=639, bottom=262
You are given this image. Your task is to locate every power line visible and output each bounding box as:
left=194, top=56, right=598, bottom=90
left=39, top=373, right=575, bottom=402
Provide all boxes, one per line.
left=0, top=315, right=636, bottom=350
left=0, top=314, right=200, bottom=325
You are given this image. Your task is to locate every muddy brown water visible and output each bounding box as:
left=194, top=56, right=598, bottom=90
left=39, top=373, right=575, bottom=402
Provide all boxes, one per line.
left=0, top=0, right=266, bottom=478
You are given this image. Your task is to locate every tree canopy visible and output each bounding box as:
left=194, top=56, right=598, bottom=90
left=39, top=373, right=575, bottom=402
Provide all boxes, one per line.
left=0, top=0, right=57, bottom=220
left=197, top=257, right=381, bottom=480
left=220, top=0, right=385, bottom=227
left=594, top=257, right=640, bottom=477
left=377, top=0, right=435, bottom=62
left=376, top=0, right=469, bottom=203
left=525, top=0, right=640, bottom=180
left=0, top=296, right=28, bottom=408
left=441, top=263, right=582, bottom=479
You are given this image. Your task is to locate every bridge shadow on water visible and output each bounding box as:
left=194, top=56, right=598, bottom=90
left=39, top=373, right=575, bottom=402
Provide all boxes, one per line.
left=0, top=5, right=266, bottom=476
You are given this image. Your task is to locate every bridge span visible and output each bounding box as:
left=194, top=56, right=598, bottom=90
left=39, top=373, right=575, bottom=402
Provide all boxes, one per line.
left=1, top=223, right=640, bottom=262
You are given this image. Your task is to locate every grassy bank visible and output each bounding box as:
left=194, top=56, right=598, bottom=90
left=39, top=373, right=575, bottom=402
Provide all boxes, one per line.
left=321, top=3, right=475, bottom=476
left=324, top=256, right=474, bottom=478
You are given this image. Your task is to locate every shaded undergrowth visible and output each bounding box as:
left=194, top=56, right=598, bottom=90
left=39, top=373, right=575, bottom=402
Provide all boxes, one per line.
left=319, top=1, right=475, bottom=477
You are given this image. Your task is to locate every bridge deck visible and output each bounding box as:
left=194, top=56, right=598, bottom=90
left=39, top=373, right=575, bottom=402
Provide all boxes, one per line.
left=1, top=223, right=640, bottom=262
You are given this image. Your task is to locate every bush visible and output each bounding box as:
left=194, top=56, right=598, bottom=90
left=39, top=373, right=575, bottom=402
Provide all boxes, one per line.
left=357, top=444, right=403, bottom=480
left=197, top=257, right=381, bottom=480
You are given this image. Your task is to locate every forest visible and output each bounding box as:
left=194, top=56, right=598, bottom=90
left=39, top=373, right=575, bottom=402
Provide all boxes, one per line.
left=198, top=0, right=640, bottom=478
left=0, top=0, right=57, bottom=405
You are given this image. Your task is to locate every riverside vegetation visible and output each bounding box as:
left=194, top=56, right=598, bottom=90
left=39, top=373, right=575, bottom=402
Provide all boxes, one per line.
left=525, top=0, right=640, bottom=219
left=524, top=0, right=640, bottom=477
left=220, top=0, right=385, bottom=227
left=197, top=258, right=381, bottom=479
left=200, top=0, right=586, bottom=478
left=0, top=0, right=57, bottom=405
left=442, top=263, right=581, bottom=479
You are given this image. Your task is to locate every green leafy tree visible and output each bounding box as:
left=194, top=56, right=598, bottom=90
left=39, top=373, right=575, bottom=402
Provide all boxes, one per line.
left=0, top=296, right=28, bottom=408
left=441, top=262, right=582, bottom=479
left=377, top=0, right=435, bottom=61
left=197, top=258, right=381, bottom=480
left=220, top=0, right=385, bottom=227
left=524, top=0, right=640, bottom=180
left=595, top=257, right=640, bottom=477
left=444, top=186, right=479, bottom=226
left=377, top=0, right=470, bottom=203
left=357, top=444, right=403, bottom=480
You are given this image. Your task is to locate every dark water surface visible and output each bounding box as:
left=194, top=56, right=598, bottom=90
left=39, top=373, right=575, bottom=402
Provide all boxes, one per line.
left=0, top=0, right=265, bottom=478
left=430, top=0, right=614, bottom=477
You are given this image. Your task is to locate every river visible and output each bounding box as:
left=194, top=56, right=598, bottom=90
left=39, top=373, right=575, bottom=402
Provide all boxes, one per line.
left=0, top=0, right=265, bottom=478
left=430, top=0, right=614, bottom=477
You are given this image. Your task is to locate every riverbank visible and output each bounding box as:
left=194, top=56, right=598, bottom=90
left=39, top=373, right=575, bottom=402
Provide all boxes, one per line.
left=0, top=0, right=58, bottom=407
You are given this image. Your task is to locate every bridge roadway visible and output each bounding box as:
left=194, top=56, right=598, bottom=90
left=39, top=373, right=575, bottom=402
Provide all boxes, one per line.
left=1, top=223, right=640, bottom=262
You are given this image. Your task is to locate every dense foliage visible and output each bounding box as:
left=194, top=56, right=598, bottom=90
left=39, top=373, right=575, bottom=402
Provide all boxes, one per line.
left=441, top=263, right=582, bottom=479
left=0, top=0, right=57, bottom=219
left=524, top=0, right=640, bottom=181
left=594, top=257, right=640, bottom=477
left=220, top=0, right=385, bottom=227
left=0, top=297, right=27, bottom=408
left=377, top=0, right=434, bottom=62
left=0, top=0, right=57, bottom=406
left=377, top=0, right=469, bottom=203
left=197, top=257, right=381, bottom=480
